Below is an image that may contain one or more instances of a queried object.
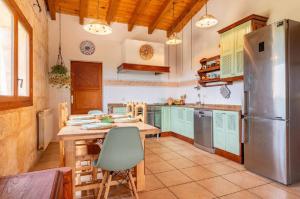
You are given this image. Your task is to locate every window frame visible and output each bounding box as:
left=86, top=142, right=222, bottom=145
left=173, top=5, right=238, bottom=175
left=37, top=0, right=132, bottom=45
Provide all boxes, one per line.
left=0, top=0, right=33, bottom=110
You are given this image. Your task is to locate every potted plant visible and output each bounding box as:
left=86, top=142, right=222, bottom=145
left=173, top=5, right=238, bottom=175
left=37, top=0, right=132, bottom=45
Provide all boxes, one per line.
left=48, top=64, right=70, bottom=88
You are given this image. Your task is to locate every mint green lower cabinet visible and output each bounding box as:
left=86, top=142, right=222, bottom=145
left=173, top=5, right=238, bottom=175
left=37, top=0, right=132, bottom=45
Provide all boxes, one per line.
left=167, top=107, right=194, bottom=139
left=113, top=107, right=126, bottom=114
left=184, top=108, right=194, bottom=139
left=161, top=106, right=171, bottom=132
left=213, top=111, right=226, bottom=150
left=213, top=110, right=240, bottom=155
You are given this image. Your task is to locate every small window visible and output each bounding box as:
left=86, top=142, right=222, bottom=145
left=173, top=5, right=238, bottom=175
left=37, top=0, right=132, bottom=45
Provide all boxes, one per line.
left=18, top=22, right=30, bottom=96
left=0, top=0, right=33, bottom=110
left=0, top=0, right=14, bottom=96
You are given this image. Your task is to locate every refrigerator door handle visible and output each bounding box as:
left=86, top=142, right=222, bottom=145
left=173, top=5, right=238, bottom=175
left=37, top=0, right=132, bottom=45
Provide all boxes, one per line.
left=243, top=116, right=250, bottom=143
left=243, top=91, right=249, bottom=115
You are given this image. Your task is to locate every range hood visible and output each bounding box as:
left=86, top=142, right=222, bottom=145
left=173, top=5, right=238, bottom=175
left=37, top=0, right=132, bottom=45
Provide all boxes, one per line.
left=117, top=63, right=170, bottom=74
left=120, top=39, right=169, bottom=74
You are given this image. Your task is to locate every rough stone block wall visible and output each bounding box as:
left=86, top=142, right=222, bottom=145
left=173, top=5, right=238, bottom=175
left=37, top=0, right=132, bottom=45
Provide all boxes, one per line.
left=0, top=0, right=49, bottom=176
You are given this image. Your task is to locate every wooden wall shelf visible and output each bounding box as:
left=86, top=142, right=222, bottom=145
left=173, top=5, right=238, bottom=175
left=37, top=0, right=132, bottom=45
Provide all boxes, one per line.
left=198, top=65, right=220, bottom=73
left=117, top=63, right=170, bottom=74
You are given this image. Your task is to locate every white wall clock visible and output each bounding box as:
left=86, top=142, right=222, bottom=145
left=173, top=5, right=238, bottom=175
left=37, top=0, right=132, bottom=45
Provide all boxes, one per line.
left=80, top=40, right=95, bottom=55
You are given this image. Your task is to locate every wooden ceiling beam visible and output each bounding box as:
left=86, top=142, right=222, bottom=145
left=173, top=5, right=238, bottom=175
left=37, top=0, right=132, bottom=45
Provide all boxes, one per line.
left=46, top=0, right=58, bottom=20
left=106, top=0, right=120, bottom=24
left=167, top=0, right=207, bottom=37
left=79, top=0, right=88, bottom=25
left=128, top=0, right=150, bottom=31
left=148, top=0, right=173, bottom=34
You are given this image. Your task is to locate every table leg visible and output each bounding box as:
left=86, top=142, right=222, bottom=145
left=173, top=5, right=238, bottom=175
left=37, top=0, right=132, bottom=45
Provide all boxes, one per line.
left=59, top=140, right=65, bottom=167
left=136, top=134, right=145, bottom=191
left=64, top=140, right=76, bottom=198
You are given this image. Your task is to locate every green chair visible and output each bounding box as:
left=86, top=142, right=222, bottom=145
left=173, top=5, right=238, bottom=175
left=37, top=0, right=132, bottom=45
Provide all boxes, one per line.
left=95, top=127, right=144, bottom=199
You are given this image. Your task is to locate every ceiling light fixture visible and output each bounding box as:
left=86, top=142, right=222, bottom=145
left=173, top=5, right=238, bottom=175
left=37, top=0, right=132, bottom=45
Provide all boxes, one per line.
left=166, top=33, right=182, bottom=45
left=166, top=1, right=182, bottom=45
left=195, top=1, right=218, bottom=28
left=83, top=0, right=112, bottom=35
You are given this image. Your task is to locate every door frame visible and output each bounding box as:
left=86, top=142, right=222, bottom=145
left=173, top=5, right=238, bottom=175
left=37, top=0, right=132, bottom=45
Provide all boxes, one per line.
left=70, top=60, right=103, bottom=114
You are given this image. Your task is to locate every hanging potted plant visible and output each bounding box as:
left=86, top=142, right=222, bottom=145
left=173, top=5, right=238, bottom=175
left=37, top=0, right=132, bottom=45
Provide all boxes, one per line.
left=49, top=11, right=70, bottom=88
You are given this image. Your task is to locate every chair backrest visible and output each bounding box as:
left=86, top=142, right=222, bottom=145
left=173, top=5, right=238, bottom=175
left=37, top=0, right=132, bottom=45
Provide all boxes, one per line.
left=126, top=102, right=135, bottom=117
left=58, top=102, right=69, bottom=129
left=134, top=103, right=147, bottom=122
left=96, top=127, right=144, bottom=171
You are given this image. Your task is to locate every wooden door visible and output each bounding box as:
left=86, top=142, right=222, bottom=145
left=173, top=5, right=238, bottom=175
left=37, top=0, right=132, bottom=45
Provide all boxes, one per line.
left=71, top=61, right=102, bottom=114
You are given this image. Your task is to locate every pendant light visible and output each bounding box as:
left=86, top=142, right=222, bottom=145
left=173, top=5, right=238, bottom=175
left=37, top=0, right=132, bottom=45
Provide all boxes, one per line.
left=166, top=1, right=182, bottom=45
left=195, top=1, right=218, bottom=28
left=83, top=0, right=112, bottom=35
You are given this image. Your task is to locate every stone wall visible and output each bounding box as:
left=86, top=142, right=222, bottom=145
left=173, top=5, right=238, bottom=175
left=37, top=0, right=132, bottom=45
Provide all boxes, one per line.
left=0, top=0, right=49, bottom=176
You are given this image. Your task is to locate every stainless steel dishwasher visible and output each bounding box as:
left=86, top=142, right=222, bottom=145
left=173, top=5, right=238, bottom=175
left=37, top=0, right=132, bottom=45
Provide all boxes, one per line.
left=194, top=109, right=215, bottom=153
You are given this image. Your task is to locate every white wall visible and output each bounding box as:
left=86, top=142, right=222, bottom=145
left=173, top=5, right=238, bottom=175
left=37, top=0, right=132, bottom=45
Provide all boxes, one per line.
left=122, top=39, right=165, bottom=66
left=48, top=14, right=180, bottom=136
left=49, top=0, right=300, bottom=138
left=172, top=0, right=300, bottom=105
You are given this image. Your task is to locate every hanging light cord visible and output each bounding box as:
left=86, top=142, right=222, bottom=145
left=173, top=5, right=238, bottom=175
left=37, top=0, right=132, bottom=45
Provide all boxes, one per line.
left=57, top=9, right=65, bottom=66
left=97, top=0, right=100, bottom=19
left=190, top=17, right=193, bottom=70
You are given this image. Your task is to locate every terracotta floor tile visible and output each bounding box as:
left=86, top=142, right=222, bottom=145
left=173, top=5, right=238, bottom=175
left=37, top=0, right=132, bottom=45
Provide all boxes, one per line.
left=244, top=171, right=272, bottom=183
left=220, top=190, right=260, bottom=199
left=223, top=161, right=246, bottom=171
left=169, top=182, right=215, bottom=199
left=249, top=184, right=299, bottom=199
left=145, top=154, right=164, bottom=164
left=198, top=177, right=242, bottom=197
left=205, top=153, right=229, bottom=162
left=158, top=151, right=182, bottom=161
left=223, top=171, right=268, bottom=189
left=155, top=170, right=192, bottom=187
left=144, top=149, right=153, bottom=155
left=271, top=182, right=300, bottom=197
left=180, top=166, right=218, bottom=181
left=159, top=141, right=181, bottom=148
left=202, top=162, right=238, bottom=175
left=176, top=149, right=203, bottom=157
left=167, top=158, right=197, bottom=169
left=139, top=188, right=177, bottom=199
left=186, top=154, right=218, bottom=165
left=145, top=142, right=162, bottom=149
left=145, top=168, right=152, bottom=175
left=146, top=161, right=176, bottom=174
left=145, top=175, right=165, bottom=191
left=150, top=147, right=173, bottom=154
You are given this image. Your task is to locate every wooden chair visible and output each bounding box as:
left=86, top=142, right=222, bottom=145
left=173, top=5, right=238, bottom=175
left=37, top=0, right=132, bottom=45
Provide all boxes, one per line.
left=126, top=102, right=135, bottom=118
left=134, top=103, right=147, bottom=123
left=58, top=102, right=98, bottom=188
left=58, top=102, right=69, bottom=130
left=58, top=102, right=69, bottom=167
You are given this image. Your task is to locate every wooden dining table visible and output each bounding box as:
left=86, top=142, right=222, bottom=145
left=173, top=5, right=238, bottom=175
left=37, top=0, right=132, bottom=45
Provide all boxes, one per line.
left=57, top=118, right=159, bottom=196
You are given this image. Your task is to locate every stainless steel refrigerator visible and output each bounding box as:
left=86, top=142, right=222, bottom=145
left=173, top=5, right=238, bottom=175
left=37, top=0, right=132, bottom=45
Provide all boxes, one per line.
left=244, top=19, right=300, bottom=185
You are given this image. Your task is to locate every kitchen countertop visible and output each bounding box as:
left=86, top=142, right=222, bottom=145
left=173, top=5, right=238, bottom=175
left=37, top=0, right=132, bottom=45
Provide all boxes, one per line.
left=108, top=103, right=241, bottom=112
